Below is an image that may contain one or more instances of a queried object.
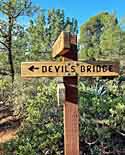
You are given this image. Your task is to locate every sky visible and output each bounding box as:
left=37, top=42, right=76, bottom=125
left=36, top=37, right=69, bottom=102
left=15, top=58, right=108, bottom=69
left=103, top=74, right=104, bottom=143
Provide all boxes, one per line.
left=31, top=0, right=125, bottom=28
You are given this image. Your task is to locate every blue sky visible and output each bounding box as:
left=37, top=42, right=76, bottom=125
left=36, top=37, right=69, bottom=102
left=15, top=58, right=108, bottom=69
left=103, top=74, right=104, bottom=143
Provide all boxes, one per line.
left=31, top=0, right=125, bottom=27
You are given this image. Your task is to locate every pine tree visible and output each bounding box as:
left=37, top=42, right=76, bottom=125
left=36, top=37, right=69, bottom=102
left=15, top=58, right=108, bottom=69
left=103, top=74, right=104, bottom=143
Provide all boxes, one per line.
left=0, top=0, right=38, bottom=82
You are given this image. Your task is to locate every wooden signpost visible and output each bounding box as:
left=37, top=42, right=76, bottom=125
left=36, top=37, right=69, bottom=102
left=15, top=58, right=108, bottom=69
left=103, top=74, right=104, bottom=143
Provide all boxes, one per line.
left=52, top=31, right=77, bottom=58
left=21, top=61, right=119, bottom=78
left=21, top=31, right=120, bottom=155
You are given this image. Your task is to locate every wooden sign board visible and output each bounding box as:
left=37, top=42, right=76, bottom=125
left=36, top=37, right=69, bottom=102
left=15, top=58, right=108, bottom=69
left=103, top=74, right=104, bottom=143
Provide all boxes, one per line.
left=21, top=61, right=119, bottom=78
left=52, top=31, right=77, bottom=58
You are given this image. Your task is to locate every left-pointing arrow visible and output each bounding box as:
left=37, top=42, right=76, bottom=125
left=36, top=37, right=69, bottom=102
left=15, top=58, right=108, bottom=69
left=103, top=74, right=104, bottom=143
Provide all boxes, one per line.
left=28, top=65, right=39, bottom=72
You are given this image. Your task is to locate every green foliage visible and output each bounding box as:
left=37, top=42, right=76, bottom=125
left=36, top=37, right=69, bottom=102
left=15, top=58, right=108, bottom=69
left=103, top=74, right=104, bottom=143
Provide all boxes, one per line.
left=2, top=78, right=125, bottom=155
left=22, top=9, right=78, bottom=61
left=79, top=79, right=125, bottom=154
left=0, top=0, right=40, bottom=81
left=0, top=0, right=39, bottom=17
left=79, top=12, right=123, bottom=59
left=0, top=1, right=125, bottom=154
left=3, top=79, right=64, bottom=155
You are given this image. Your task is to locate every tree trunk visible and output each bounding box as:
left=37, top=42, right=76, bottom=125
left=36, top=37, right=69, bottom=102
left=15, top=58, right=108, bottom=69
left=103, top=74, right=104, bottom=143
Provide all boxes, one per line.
left=8, top=16, right=14, bottom=83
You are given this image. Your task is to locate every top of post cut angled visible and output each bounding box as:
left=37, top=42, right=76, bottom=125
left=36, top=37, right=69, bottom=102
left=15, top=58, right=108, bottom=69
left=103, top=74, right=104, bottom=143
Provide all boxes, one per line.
left=52, top=31, right=77, bottom=58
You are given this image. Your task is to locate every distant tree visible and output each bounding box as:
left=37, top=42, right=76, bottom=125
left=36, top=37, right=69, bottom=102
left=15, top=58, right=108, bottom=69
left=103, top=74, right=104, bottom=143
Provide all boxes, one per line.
left=79, top=12, right=121, bottom=59
left=24, top=9, right=78, bottom=60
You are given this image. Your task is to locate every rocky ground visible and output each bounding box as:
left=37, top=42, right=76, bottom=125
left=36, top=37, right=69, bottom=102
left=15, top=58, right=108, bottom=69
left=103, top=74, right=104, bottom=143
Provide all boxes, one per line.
left=0, top=101, right=20, bottom=143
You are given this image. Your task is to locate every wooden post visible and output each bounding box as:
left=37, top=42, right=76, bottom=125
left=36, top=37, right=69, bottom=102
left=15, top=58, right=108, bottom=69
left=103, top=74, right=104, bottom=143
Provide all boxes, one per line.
left=63, top=34, right=79, bottom=155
